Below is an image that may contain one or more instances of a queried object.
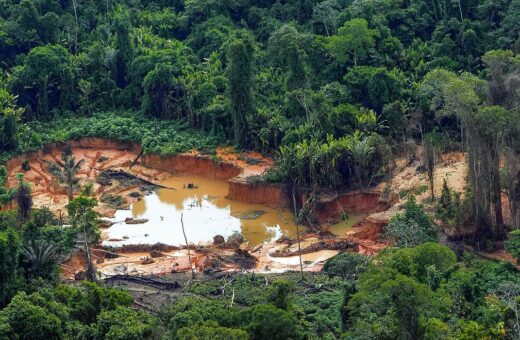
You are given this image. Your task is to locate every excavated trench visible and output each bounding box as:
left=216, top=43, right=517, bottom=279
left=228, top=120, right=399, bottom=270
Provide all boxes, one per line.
left=6, top=137, right=390, bottom=278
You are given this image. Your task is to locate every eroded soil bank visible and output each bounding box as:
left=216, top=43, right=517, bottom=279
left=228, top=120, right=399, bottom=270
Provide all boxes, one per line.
left=7, top=137, right=391, bottom=278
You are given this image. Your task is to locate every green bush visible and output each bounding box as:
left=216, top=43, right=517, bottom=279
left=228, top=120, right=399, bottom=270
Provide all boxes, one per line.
left=323, top=252, right=369, bottom=280
left=505, top=230, right=520, bottom=263
left=383, top=196, right=437, bottom=247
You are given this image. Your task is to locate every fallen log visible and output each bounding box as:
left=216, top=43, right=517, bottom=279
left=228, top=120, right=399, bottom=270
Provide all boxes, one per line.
left=129, top=150, right=144, bottom=169
left=270, top=238, right=358, bottom=257
left=102, top=169, right=175, bottom=190
left=104, top=274, right=181, bottom=290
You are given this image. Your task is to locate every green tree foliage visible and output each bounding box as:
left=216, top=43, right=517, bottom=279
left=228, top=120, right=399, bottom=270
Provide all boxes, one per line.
left=142, top=64, right=187, bottom=119
left=10, top=45, right=75, bottom=118
left=66, top=196, right=99, bottom=281
left=113, top=7, right=134, bottom=88
left=0, top=291, right=70, bottom=339
left=436, top=179, right=463, bottom=231
left=56, top=282, right=133, bottom=324
left=267, top=280, right=294, bottom=310
left=421, top=55, right=520, bottom=245
left=312, top=0, right=340, bottom=37
left=0, top=78, right=23, bottom=152
left=423, top=130, right=443, bottom=200
left=92, top=306, right=157, bottom=340
left=383, top=196, right=437, bottom=247
left=0, top=284, right=142, bottom=339
left=247, top=304, right=303, bottom=340
left=268, top=25, right=308, bottom=91
left=227, top=32, right=254, bottom=147
left=0, top=1, right=519, bottom=338
left=505, top=230, right=520, bottom=263
left=0, top=166, right=15, bottom=205
left=347, top=244, right=454, bottom=338
left=163, top=294, right=304, bottom=339
left=328, top=18, right=379, bottom=66
left=177, top=322, right=249, bottom=340
left=0, top=228, right=19, bottom=307
left=323, top=252, right=369, bottom=280
left=279, top=132, right=390, bottom=190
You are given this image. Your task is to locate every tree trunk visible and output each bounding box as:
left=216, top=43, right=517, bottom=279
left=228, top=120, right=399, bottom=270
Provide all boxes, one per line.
left=83, top=225, right=96, bottom=282
left=67, top=183, right=73, bottom=202
left=491, top=144, right=504, bottom=236
left=181, top=213, right=195, bottom=279
left=292, top=183, right=304, bottom=280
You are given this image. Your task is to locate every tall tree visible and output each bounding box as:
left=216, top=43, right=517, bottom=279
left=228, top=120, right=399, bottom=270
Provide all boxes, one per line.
left=55, top=152, right=85, bottom=202
left=423, top=130, right=442, bottom=200
left=0, top=78, right=23, bottom=152
left=227, top=32, right=254, bottom=147
left=0, top=228, right=20, bottom=307
left=113, top=7, right=134, bottom=88
left=67, top=196, right=99, bottom=282
left=9, top=45, right=75, bottom=118
left=15, top=173, right=32, bottom=222
left=142, top=64, right=186, bottom=119
left=298, top=0, right=314, bottom=24
left=328, top=18, right=379, bottom=66
left=421, top=64, right=517, bottom=245
left=312, top=0, right=340, bottom=36
left=268, top=25, right=308, bottom=91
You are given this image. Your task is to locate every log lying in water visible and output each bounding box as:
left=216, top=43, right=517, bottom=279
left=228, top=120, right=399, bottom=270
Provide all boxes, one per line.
left=101, top=169, right=175, bottom=190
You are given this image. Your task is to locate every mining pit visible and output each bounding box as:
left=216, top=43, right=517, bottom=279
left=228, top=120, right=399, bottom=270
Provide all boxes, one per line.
left=7, top=138, right=396, bottom=279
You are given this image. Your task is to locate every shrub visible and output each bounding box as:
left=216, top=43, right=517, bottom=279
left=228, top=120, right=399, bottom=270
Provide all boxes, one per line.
left=383, top=196, right=437, bottom=247
left=505, top=230, right=520, bottom=263
left=323, top=252, right=369, bottom=280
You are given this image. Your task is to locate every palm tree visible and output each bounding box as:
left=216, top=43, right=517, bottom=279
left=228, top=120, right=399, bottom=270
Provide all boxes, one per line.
left=56, top=152, right=85, bottom=202
left=21, top=240, right=56, bottom=274
left=348, top=132, right=374, bottom=188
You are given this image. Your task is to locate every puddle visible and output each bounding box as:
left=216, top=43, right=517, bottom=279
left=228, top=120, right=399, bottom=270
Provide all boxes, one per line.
left=102, top=175, right=365, bottom=247
left=328, top=213, right=367, bottom=236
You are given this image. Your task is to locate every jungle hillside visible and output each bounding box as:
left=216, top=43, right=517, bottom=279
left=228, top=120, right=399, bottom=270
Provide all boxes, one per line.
left=0, top=0, right=520, bottom=339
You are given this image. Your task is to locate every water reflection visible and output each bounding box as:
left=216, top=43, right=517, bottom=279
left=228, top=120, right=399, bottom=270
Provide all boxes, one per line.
left=103, top=175, right=365, bottom=247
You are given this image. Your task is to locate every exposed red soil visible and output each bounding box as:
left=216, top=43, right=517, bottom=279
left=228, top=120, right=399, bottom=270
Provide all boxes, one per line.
left=7, top=137, right=393, bottom=278
left=312, top=189, right=392, bottom=224
left=228, top=180, right=289, bottom=206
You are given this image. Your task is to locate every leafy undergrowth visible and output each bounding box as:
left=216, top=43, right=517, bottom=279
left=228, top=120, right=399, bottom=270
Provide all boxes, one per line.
left=6, top=111, right=221, bottom=161
left=186, top=272, right=345, bottom=339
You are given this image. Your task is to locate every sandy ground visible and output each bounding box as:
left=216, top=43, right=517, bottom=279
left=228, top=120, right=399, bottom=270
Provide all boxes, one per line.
left=10, top=141, right=345, bottom=278
left=367, top=151, right=467, bottom=225
left=7, top=145, right=274, bottom=218
left=12, top=141, right=517, bottom=279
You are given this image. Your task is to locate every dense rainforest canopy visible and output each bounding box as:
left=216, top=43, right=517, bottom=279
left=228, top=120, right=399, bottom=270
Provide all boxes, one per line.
left=0, top=0, right=519, bottom=339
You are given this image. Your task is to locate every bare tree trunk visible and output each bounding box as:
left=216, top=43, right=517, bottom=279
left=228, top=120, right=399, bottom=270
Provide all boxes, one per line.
left=181, top=213, right=195, bottom=279
left=491, top=144, right=504, bottom=234
left=83, top=225, right=96, bottom=282
left=292, top=183, right=304, bottom=280
left=457, top=0, right=464, bottom=22
left=67, top=183, right=73, bottom=202
left=72, top=0, right=79, bottom=52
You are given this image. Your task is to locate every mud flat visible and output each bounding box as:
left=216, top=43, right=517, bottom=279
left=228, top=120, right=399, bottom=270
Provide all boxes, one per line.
left=7, top=138, right=391, bottom=278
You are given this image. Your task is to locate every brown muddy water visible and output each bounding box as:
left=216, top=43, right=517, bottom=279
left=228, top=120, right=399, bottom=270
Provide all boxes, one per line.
left=102, top=175, right=365, bottom=247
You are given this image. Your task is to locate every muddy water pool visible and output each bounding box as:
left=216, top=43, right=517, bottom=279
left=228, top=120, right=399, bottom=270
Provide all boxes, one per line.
left=102, top=175, right=365, bottom=247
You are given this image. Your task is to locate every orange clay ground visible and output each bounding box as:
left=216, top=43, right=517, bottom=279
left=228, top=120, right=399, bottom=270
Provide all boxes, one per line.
left=6, top=142, right=273, bottom=218
left=8, top=140, right=367, bottom=278
left=7, top=140, right=518, bottom=278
